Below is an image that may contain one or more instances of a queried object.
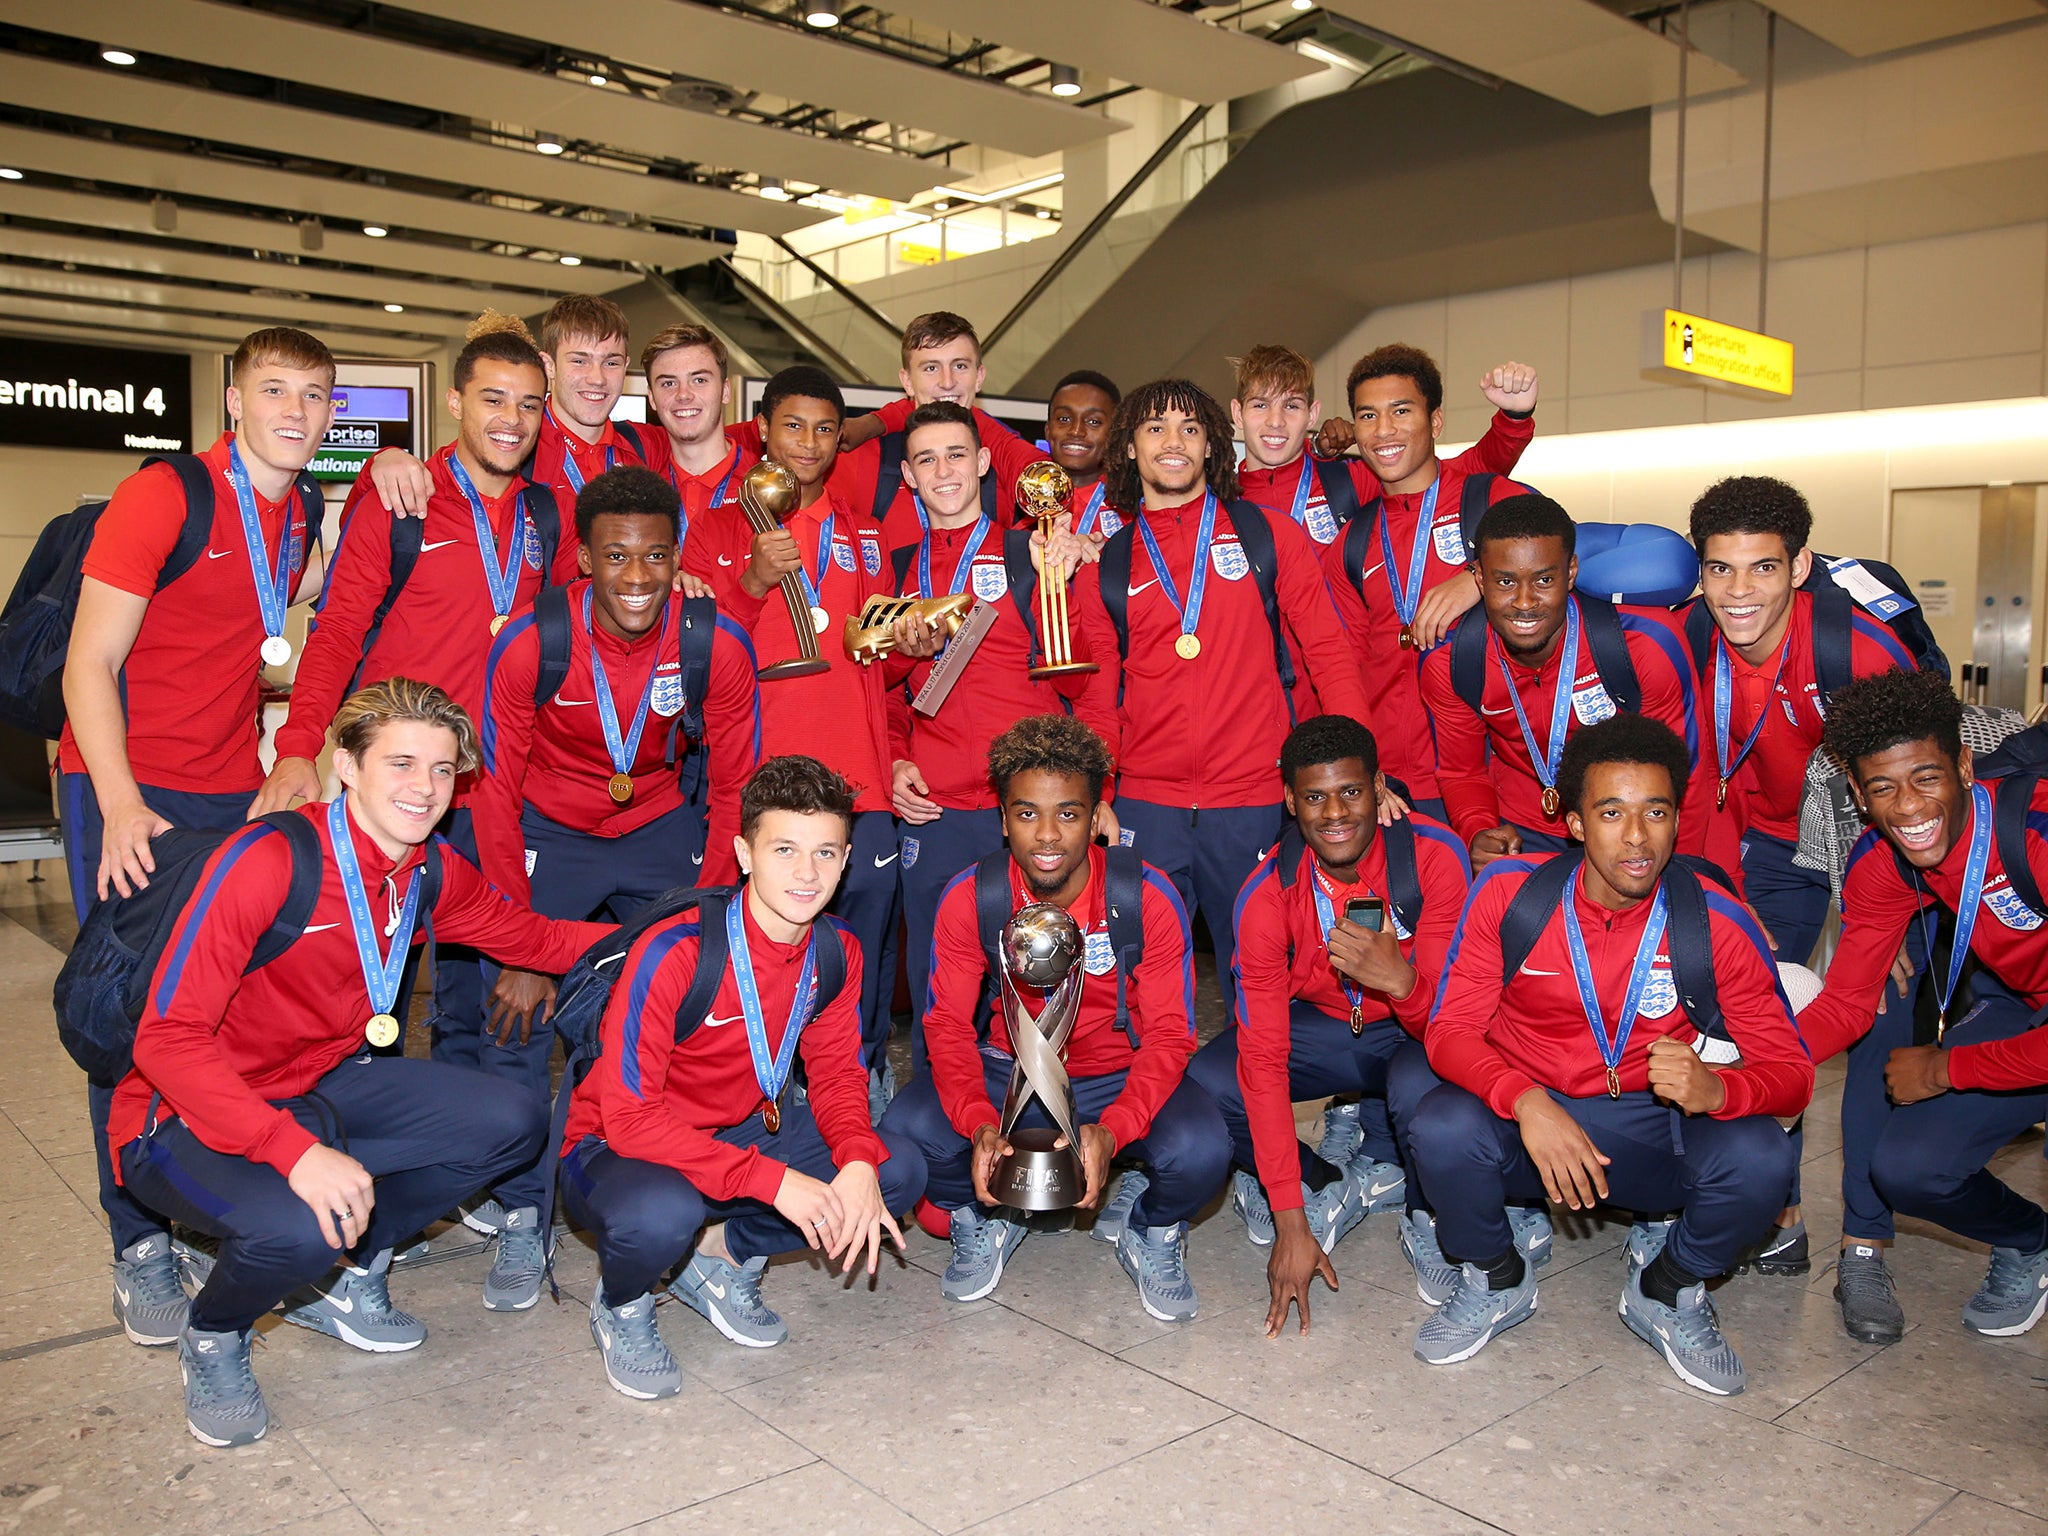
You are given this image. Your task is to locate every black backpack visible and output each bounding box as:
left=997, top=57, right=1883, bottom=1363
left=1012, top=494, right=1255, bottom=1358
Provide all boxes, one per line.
left=1340, top=472, right=1501, bottom=606
left=52, top=814, right=445, bottom=1085
left=971, top=847, right=1146, bottom=1038
left=1682, top=550, right=1948, bottom=703
left=331, top=479, right=562, bottom=690
left=525, top=586, right=720, bottom=773
left=0, top=455, right=321, bottom=738
left=1270, top=816, right=1425, bottom=939
left=1309, top=458, right=1364, bottom=532
left=872, top=429, right=1002, bottom=527
left=1099, top=500, right=1296, bottom=712
left=1494, top=852, right=1740, bottom=1049
left=1444, top=593, right=1643, bottom=719
left=541, top=886, right=849, bottom=1241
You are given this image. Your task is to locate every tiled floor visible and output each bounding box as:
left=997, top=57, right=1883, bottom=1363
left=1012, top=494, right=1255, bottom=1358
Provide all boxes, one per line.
left=2, top=862, right=2045, bottom=1536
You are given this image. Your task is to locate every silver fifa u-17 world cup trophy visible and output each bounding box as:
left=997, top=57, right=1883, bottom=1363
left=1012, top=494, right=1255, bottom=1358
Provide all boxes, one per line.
left=991, top=903, right=1089, bottom=1210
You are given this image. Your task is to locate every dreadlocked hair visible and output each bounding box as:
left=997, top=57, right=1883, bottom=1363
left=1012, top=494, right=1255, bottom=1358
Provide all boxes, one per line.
left=1102, top=378, right=1239, bottom=512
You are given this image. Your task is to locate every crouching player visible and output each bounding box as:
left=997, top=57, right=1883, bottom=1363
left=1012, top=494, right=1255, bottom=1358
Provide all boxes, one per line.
left=1402, top=715, right=1810, bottom=1395
left=882, top=715, right=1230, bottom=1322
left=112, top=681, right=615, bottom=1447
left=1186, top=715, right=1471, bottom=1336
left=557, top=756, right=927, bottom=1396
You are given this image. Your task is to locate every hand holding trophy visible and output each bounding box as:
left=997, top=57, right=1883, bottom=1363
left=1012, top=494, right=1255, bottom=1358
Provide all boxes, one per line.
left=989, top=902, right=1090, bottom=1210
left=738, top=461, right=830, bottom=680
left=1016, top=461, right=1098, bottom=681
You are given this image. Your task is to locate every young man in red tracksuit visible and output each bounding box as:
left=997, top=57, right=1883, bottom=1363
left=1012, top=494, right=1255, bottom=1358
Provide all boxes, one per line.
left=1232, top=342, right=1535, bottom=554
left=1793, top=670, right=2048, bottom=1343
left=1186, top=714, right=1472, bottom=1338
left=882, top=402, right=1116, bottom=1052
left=113, top=680, right=613, bottom=1448
left=1046, top=369, right=1124, bottom=544
left=1420, top=495, right=1710, bottom=866
left=1321, top=344, right=1537, bottom=816
left=464, top=466, right=763, bottom=1306
left=881, top=714, right=1227, bottom=1321
left=1070, top=378, right=1374, bottom=988
left=743, top=366, right=904, bottom=1084
left=1683, top=476, right=1915, bottom=1275
left=560, top=756, right=925, bottom=1394
left=360, top=296, right=670, bottom=584
left=61, top=326, right=335, bottom=1351
left=1398, top=715, right=1810, bottom=1395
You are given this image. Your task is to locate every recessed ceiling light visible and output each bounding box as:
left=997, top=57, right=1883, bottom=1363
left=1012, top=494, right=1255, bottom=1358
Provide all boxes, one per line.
left=100, top=47, right=137, bottom=66
left=804, top=8, right=840, bottom=27
left=362, top=223, right=388, bottom=237
left=383, top=303, right=404, bottom=313
left=932, top=199, right=950, bottom=212
left=0, top=168, right=21, bottom=181
left=1035, top=206, right=1052, bottom=219
left=588, top=73, right=607, bottom=86
left=1050, top=64, right=1081, bottom=96
left=559, top=254, right=582, bottom=266
left=1290, top=0, right=1313, bottom=10
left=759, top=177, right=790, bottom=201
left=536, top=135, right=565, bottom=155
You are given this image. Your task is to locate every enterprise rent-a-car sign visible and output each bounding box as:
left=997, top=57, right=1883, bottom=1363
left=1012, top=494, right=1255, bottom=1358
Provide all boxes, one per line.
left=0, top=336, right=193, bottom=452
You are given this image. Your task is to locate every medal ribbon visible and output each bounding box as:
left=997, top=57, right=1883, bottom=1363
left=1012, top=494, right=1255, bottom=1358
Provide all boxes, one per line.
left=1134, top=492, right=1218, bottom=646
left=1918, top=781, right=1993, bottom=1024
left=448, top=455, right=528, bottom=623
left=1495, top=598, right=1581, bottom=798
left=726, top=897, right=819, bottom=1107
left=916, top=514, right=992, bottom=598
left=1076, top=481, right=1111, bottom=536
left=797, top=510, right=836, bottom=613
left=1712, top=634, right=1789, bottom=791
left=582, top=588, right=671, bottom=780
left=328, top=796, right=423, bottom=1020
left=225, top=439, right=294, bottom=650
left=1377, top=477, right=1441, bottom=628
left=1288, top=456, right=1318, bottom=531
left=1559, top=876, right=1669, bottom=1091
left=1308, top=866, right=1368, bottom=1019
left=549, top=403, right=616, bottom=494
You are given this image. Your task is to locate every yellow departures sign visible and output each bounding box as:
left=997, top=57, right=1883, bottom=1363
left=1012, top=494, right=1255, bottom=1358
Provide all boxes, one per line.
left=1660, top=309, right=1794, bottom=396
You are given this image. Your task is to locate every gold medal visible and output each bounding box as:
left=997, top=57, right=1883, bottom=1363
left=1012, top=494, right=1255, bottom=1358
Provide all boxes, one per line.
left=490, top=613, right=508, bottom=636
left=366, top=1013, right=400, bottom=1049
left=1541, top=786, right=1560, bottom=819
left=761, top=1097, right=781, bottom=1134
left=1349, top=1003, right=1364, bottom=1038
left=1399, top=625, right=1415, bottom=649
left=1606, top=1065, right=1621, bottom=1099
left=1716, top=776, right=1728, bottom=810
left=1174, top=633, right=1202, bottom=660
left=608, top=772, right=634, bottom=804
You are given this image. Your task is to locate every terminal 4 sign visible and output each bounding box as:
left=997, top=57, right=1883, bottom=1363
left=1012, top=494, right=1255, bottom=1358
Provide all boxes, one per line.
left=1641, top=309, right=1794, bottom=397
left=0, top=336, right=194, bottom=451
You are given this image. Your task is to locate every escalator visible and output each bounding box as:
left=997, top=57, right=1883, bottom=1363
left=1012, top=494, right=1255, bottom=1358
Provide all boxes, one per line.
left=643, top=257, right=892, bottom=386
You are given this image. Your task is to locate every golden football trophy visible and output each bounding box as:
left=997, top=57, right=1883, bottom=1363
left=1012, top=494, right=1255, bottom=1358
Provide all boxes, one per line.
left=737, top=461, right=830, bottom=681
left=1016, top=460, right=1098, bottom=681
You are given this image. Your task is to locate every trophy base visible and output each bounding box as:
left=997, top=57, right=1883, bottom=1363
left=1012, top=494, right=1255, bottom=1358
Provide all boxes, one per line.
left=1026, top=661, right=1100, bottom=681
left=991, top=1127, right=1083, bottom=1211
left=758, top=657, right=832, bottom=681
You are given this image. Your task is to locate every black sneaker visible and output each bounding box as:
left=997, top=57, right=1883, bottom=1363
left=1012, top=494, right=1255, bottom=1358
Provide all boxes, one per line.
left=1834, top=1243, right=1905, bottom=1344
left=1736, top=1218, right=1811, bottom=1277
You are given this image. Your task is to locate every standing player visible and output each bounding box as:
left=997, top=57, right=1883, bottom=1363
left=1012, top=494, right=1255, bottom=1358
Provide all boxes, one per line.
left=560, top=756, right=925, bottom=1390
left=882, top=715, right=1229, bottom=1321
left=466, top=466, right=763, bottom=1306
left=885, top=402, right=1114, bottom=1044
left=1793, top=669, right=2048, bottom=1341
left=61, top=326, right=333, bottom=1350
left=1186, top=715, right=1471, bottom=1337
left=1323, top=345, right=1537, bottom=815
left=112, top=680, right=613, bottom=1446
left=1071, top=379, right=1374, bottom=987
left=1045, top=369, right=1124, bottom=544
left=1421, top=495, right=1708, bottom=865
left=1402, top=716, right=1809, bottom=1394
left=1233, top=343, right=1534, bottom=552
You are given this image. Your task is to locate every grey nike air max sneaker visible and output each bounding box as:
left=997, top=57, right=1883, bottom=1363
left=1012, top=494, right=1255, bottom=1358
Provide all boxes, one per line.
left=1415, top=1261, right=1538, bottom=1364
left=179, top=1325, right=267, bottom=1447
left=671, top=1253, right=786, bottom=1347
left=1620, top=1267, right=1746, bottom=1396
left=1091, top=1169, right=1150, bottom=1247
left=113, top=1234, right=189, bottom=1346
left=589, top=1287, right=682, bottom=1399
left=281, top=1249, right=426, bottom=1352
left=1230, top=1168, right=1275, bottom=1248
left=943, top=1205, right=1028, bottom=1301
left=1118, top=1221, right=1198, bottom=1322
left=1403, top=1208, right=1553, bottom=1307
left=1962, top=1244, right=2048, bottom=1337
left=482, top=1206, right=547, bottom=1311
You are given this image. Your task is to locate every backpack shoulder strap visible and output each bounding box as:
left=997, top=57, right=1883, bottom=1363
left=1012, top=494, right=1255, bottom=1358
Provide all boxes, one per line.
left=872, top=430, right=907, bottom=526
left=523, top=482, right=561, bottom=585
left=1447, top=607, right=1491, bottom=714
left=671, top=888, right=733, bottom=1045
left=1380, top=814, right=1424, bottom=938
left=531, top=585, right=574, bottom=709
left=1311, top=457, right=1362, bottom=529
left=142, top=453, right=219, bottom=591
left=245, top=813, right=325, bottom=971
left=1273, top=823, right=1308, bottom=888
left=1576, top=596, right=1643, bottom=714
left=1993, top=774, right=2047, bottom=920
left=973, top=850, right=1012, bottom=974
left=1001, top=531, right=1042, bottom=664
left=979, top=462, right=1001, bottom=521
left=1099, top=524, right=1134, bottom=672
left=676, top=595, right=718, bottom=751
left=812, top=915, right=849, bottom=1015
left=1682, top=598, right=1716, bottom=680
left=1103, top=845, right=1146, bottom=1040
left=890, top=543, right=916, bottom=592
left=366, top=512, right=427, bottom=673
left=1658, top=863, right=1726, bottom=1041
left=1342, top=498, right=1380, bottom=594
left=1227, top=499, right=1297, bottom=705
left=1456, top=472, right=1496, bottom=557
left=1500, top=854, right=1579, bottom=985
left=1807, top=582, right=1856, bottom=700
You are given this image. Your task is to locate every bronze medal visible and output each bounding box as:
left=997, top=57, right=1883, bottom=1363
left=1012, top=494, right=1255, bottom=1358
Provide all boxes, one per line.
left=608, top=772, right=634, bottom=804
left=366, top=1013, right=400, bottom=1049
left=762, top=1097, right=782, bottom=1134
left=490, top=613, right=508, bottom=637
left=1541, top=786, right=1560, bottom=819
left=1399, top=625, right=1415, bottom=649
left=1716, top=776, right=1728, bottom=810
left=1174, top=633, right=1202, bottom=660
left=1606, top=1065, right=1621, bottom=1099
left=1350, top=1003, right=1364, bottom=1038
